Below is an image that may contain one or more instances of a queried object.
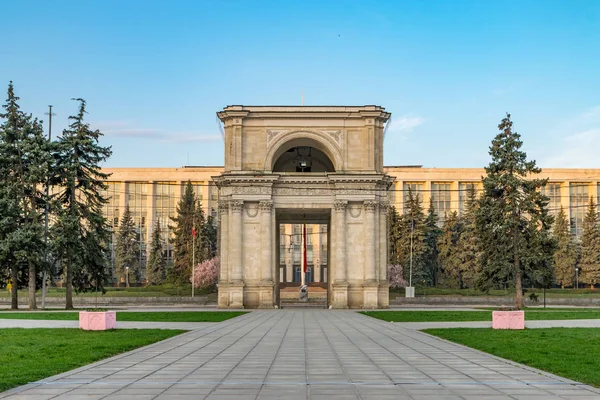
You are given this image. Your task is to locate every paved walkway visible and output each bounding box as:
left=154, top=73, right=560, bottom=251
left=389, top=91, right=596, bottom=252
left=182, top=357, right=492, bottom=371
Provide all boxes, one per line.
left=2, top=310, right=600, bottom=400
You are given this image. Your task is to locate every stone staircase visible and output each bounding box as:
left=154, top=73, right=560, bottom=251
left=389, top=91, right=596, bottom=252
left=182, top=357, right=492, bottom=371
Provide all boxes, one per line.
left=280, top=298, right=328, bottom=309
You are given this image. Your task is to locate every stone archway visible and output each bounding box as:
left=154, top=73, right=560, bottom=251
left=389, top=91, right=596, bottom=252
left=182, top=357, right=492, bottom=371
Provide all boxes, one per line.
left=215, top=106, right=393, bottom=309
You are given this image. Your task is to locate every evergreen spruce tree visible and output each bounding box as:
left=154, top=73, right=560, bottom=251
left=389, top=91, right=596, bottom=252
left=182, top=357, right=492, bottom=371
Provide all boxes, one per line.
left=0, top=82, right=53, bottom=310
left=202, top=215, right=218, bottom=259
left=399, top=189, right=427, bottom=285
left=476, top=114, right=552, bottom=308
left=579, top=197, right=600, bottom=288
left=170, top=181, right=204, bottom=284
left=388, top=206, right=403, bottom=266
left=116, top=205, right=139, bottom=286
left=553, top=207, right=578, bottom=288
left=52, top=99, right=112, bottom=309
left=437, top=211, right=463, bottom=288
left=147, top=219, right=166, bottom=285
left=423, top=198, right=441, bottom=285
left=455, top=185, right=481, bottom=288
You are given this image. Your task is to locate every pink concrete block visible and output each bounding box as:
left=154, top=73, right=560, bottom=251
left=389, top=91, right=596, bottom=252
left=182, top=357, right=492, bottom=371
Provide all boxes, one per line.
left=492, top=310, right=525, bottom=330
left=79, top=311, right=117, bottom=330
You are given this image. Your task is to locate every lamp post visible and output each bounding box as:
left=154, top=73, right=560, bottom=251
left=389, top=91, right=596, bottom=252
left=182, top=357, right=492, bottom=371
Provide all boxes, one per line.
left=126, top=266, right=129, bottom=288
left=576, top=267, right=580, bottom=290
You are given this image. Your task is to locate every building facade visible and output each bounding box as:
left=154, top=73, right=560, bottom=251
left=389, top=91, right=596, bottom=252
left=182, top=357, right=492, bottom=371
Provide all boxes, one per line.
left=100, top=107, right=600, bottom=308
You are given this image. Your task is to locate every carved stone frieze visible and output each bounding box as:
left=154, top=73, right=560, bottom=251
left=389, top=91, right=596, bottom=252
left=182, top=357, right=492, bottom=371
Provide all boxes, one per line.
left=273, top=187, right=332, bottom=196
left=266, top=129, right=288, bottom=143
left=231, top=186, right=272, bottom=195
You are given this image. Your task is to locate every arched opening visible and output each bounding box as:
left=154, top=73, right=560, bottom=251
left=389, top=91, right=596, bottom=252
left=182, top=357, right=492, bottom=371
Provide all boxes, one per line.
left=272, top=146, right=335, bottom=172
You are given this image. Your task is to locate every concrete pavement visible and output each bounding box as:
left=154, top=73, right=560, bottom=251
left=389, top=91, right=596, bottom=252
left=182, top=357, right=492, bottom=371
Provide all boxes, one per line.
left=1, top=310, right=600, bottom=399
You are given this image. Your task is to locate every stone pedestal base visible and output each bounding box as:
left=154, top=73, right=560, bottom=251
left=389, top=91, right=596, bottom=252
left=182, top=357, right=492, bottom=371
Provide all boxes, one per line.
left=331, top=282, right=349, bottom=309
left=362, top=281, right=379, bottom=309
left=378, top=283, right=390, bottom=309
left=217, top=282, right=245, bottom=309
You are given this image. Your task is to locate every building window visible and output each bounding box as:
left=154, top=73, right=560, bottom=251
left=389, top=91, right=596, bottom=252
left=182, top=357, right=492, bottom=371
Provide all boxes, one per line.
left=127, top=183, right=148, bottom=267
left=570, top=183, right=589, bottom=237
left=431, top=183, right=451, bottom=224
left=458, top=182, right=477, bottom=216
left=155, top=182, right=175, bottom=263
left=541, top=183, right=562, bottom=218
left=293, top=244, right=300, bottom=264
left=403, top=182, right=424, bottom=212
left=101, top=182, right=121, bottom=276
left=190, top=181, right=204, bottom=202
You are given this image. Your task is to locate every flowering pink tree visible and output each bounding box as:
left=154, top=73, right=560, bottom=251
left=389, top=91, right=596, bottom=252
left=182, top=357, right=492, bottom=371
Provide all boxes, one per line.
left=388, top=264, right=406, bottom=290
left=191, top=257, right=219, bottom=291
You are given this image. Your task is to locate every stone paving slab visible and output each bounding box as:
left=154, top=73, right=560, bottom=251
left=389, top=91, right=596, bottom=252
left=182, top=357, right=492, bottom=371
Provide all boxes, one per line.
left=2, top=310, right=600, bottom=399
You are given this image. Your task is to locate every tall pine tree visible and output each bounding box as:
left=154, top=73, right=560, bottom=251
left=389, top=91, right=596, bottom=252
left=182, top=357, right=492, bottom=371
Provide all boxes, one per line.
left=170, top=181, right=205, bottom=284
left=0, top=82, right=53, bottom=310
left=476, top=114, right=552, bottom=308
left=437, top=211, right=463, bottom=288
left=423, top=198, right=441, bottom=285
left=399, top=189, right=427, bottom=285
left=455, top=185, right=481, bottom=288
left=52, top=99, right=112, bottom=309
left=579, top=197, right=600, bottom=288
left=553, top=207, right=578, bottom=288
left=116, top=205, right=139, bottom=286
left=147, top=219, right=167, bottom=285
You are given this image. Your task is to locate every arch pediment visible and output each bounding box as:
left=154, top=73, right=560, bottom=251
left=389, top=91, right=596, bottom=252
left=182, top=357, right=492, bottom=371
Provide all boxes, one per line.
left=264, top=130, right=343, bottom=172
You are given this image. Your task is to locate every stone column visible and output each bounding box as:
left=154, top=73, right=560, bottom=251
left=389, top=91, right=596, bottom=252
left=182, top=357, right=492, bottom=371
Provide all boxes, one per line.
left=332, top=200, right=348, bottom=308
left=228, top=200, right=244, bottom=308
left=259, top=200, right=274, bottom=308
left=378, top=202, right=390, bottom=308
left=217, top=200, right=230, bottom=308
left=363, top=200, right=378, bottom=309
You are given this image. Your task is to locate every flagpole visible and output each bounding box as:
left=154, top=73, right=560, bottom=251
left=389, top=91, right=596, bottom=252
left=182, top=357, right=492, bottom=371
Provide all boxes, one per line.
left=301, top=223, right=306, bottom=286
left=192, top=225, right=195, bottom=299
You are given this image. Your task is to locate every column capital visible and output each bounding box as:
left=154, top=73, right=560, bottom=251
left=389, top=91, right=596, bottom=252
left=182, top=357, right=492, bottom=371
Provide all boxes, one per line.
left=259, top=200, right=273, bottom=212
left=230, top=200, right=244, bottom=212
left=364, top=200, right=378, bottom=212
left=333, top=200, right=348, bottom=211
left=378, top=201, right=389, bottom=214
left=218, top=200, right=229, bottom=214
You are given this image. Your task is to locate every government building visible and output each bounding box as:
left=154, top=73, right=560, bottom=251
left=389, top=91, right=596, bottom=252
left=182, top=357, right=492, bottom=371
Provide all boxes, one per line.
left=101, top=105, right=600, bottom=309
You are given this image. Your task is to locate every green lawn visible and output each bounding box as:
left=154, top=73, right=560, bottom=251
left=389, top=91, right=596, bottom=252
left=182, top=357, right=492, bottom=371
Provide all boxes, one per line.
left=0, top=284, right=213, bottom=298
left=389, top=287, right=600, bottom=299
left=361, top=309, right=600, bottom=322
left=0, top=311, right=246, bottom=322
left=0, top=328, right=184, bottom=392
left=424, top=328, right=600, bottom=388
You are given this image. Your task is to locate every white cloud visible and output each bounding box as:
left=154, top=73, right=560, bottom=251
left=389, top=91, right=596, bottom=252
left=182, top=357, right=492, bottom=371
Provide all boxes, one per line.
left=538, top=106, right=600, bottom=168
left=387, top=115, right=424, bottom=135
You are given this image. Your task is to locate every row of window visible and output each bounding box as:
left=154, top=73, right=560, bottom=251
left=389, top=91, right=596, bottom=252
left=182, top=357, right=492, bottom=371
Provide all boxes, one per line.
left=397, top=181, right=600, bottom=237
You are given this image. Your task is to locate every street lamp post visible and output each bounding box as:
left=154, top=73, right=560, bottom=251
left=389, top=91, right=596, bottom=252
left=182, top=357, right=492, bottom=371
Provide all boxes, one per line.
left=126, top=266, right=129, bottom=288
left=576, top=267, right=580, bottom=290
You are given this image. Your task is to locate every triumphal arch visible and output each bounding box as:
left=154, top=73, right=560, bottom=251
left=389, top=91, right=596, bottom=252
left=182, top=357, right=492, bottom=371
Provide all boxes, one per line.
left=215, top=106, right=393, bottom=309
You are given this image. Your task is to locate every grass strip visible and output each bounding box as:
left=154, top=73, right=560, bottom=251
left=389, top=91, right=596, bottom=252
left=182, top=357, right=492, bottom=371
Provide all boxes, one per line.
left=362, top=310, right=600, bottom=322
left=0, top=328, right=184, bottom=392
left=424, top=328, right=600, bottom=388
left=0, top=311, right=246, bottom=322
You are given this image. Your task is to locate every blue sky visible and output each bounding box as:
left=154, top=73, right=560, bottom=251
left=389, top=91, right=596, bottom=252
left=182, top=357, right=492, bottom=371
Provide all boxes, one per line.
left=1, top=0, right=599, bottom=168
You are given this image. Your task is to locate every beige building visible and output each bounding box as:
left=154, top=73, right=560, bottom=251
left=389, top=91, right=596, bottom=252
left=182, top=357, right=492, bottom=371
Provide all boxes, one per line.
left=101, top=106, right=600, bottom=308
